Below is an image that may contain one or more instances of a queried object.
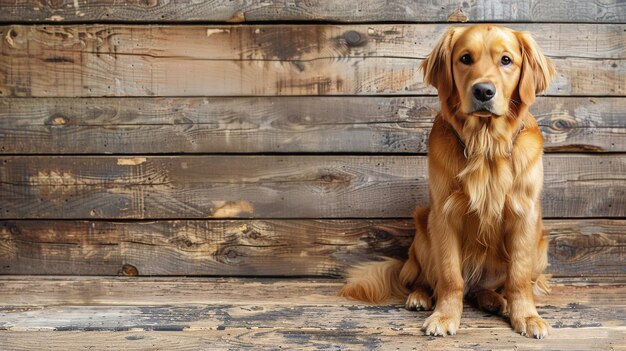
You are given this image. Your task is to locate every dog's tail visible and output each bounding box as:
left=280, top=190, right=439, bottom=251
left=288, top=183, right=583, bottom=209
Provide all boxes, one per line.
left=339, top=258, right=409, bottom=304
left=533, top=274, right=552, bottom=296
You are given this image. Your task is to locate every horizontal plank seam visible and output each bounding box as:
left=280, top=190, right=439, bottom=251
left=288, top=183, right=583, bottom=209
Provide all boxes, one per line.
left=0, top=277, right=623, bottom=284
left=4, top=95, right=625, bottom=99
left=4, top=121, right=430, bottom=127
left=2, top=152, right=625, bottom=156
left=2, top=94, right=625, bottom=99
left=3, top=123, right=624, bottom=129
left=0, top=274, right=624, bottom=280
left=7, top=49, right=430, bottom=62
left=0, top=274, right=626, bottom=280
left=3, top=238, right=623, bottom=250
left=1, top=20, right=626, bottom=25
left=4, top=326, right=623, bottom=333
left=7, top=48, right=624, bottom=61
left=1, top=217, right=624, bottom=221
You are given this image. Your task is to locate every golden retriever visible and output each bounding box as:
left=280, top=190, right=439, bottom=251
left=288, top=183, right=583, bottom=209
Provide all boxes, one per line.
left=340, top=25, right=555, bottom=339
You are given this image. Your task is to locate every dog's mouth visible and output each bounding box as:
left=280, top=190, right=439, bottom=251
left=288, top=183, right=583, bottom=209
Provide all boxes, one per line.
left=471, top=109, right=497, bottom=118
left=469, top=102, right=503, bottom=117
left=467, top=99, right=502, bottom=118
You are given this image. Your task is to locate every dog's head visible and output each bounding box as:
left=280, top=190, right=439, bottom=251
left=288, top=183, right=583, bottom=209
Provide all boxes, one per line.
left=422, top=25, right=555, bottom=120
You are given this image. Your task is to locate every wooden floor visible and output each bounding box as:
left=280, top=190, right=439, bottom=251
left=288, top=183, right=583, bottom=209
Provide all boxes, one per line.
left=0, top=276, right=623, bottom=350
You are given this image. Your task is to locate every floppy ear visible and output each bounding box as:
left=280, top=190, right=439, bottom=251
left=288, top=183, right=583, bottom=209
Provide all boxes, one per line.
left=515, top=31, right=556, bottom=106
left=421, top=27, right=460, bottom=100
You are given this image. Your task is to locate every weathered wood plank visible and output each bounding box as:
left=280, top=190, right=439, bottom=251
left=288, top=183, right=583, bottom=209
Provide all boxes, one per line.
left=0, top=219, right=623, bottom=276
left=0, top=24, right=623, bottom=97
left=1, top=276, right=623, bottom=306
left=547, top=220, right=626, bottom=277
left=1, top=97, right=623, bottom=154
left=0, top=278, right=623, bottom=350
left=0, top=277, right=623, bottom=349
left=1, top=155, right=623, bottom=219
left=0, top=278, right=623, bottom=330
left=0, top=219, right=414, bottom=276
left=0, top=0, right=624, bottom=23
left=0, top=156, right=427, bottom=219
left=0, top=302, right=622, bottom=331
left=0, top=328, right=623, bottom=351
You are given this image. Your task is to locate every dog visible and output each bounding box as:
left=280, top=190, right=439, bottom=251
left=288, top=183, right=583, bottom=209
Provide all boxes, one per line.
left=340, top=25, right=555, bottom=339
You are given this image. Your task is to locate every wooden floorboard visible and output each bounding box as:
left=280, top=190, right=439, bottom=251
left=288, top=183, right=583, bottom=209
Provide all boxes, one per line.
left=0, top=277, right=623, bottom=350
left=0, top=276, right=624, bottom=307
left=0, top=328, right=624, bottom=351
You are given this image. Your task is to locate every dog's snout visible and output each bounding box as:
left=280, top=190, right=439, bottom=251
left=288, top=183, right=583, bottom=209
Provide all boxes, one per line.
left=472, top=82, right=496, bottom=102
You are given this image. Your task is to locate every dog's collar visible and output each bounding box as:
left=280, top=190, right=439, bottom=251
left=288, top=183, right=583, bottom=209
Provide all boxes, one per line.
left=451, top=123, right=524, bottom=159
left=450, top=126, right=469, bottom=159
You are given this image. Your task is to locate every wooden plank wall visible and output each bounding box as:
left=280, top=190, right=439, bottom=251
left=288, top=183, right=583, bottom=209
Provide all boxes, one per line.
left=0, top=1, right=624, bottom=278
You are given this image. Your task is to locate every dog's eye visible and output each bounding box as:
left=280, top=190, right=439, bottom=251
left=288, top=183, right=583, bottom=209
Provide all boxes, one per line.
left=460, top=54, right=472, bottom=65
left=500, top=56, right=512, bottom=66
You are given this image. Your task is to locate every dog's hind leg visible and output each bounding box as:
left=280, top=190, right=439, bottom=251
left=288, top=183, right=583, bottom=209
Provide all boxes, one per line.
left=470, top=289, right=507, bottom=315
left=402, top=207, right=435, bottom=311
left=405, top=287, right=433, bottom=311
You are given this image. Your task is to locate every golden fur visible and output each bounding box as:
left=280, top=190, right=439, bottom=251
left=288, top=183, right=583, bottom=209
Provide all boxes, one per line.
left=340, top=25, right=555, bottom=339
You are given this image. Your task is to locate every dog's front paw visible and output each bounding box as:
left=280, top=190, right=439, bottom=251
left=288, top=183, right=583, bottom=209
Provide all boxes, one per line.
left=511, top=314, right=550, bottom=339
left=421, top=311, right=461, bottom=336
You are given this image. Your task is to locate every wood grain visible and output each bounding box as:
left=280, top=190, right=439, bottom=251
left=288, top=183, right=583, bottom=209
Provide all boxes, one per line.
left=0, top=277, right=623, bottom=350
left=1, top=97, right=623, bottom=154
left=0, top=0, right=624, bottom=23
left=0, top=300, right=622, bottom=332
left=0, top=155, right=624, bottom=219
left=0, top=278, right=623, bottom=330
left=547, top=220, right=626, bottom=277
left=0, top=24, right=623, bottom=97
left=0, top=219, right=414, bottom=276
left=1, top=328, right=623, bottom=351
left=0, top=219, right=623, bottom=276
left=1, top=276, right=624, bottom=306
left=0, top=2, right=622, bottom=349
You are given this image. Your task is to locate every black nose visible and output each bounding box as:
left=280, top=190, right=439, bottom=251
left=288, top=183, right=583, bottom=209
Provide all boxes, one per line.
left=472, top=82, right=496, bottom=102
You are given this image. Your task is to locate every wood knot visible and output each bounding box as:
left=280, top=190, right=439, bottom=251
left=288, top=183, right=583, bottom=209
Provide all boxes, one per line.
left=3, top=222, right=21, bottom=236
left=118, top=264, right=139, bottom=276
left=169, top=236, right=197, bottom=248
left=376, top=230, right=391, bottom=240
left=550, top=117, right=577, bottom=131
left=553, top=237, right=579, bottom=259
left=46, top=114, right=69, bottom=126
left=216, top=247, right=244, bottom=265
left=241, top=225, right=261, bottom=239
left=317, top=173, right=349, bottom=186
left=5, top=28, right=19, bottom=48
left=320, top=174, right=334, bottom=183
left=343, top=30, right=366, bottom=47
left=139, top=0, right=158, bottom=7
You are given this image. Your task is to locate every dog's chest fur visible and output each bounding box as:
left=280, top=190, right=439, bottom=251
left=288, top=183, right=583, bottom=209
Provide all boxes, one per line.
left=459, top=118, right=516, bottom=233
left=456, top=118, right=518, bottom=286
